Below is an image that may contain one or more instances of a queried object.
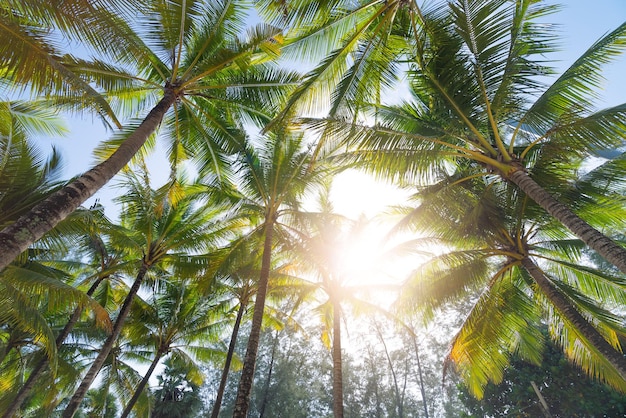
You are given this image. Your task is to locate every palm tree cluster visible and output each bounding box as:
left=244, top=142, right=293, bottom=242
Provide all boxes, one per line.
left=1, top=0, right=626, bottom=416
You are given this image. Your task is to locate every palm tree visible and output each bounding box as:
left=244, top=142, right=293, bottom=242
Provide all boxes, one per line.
left=62, top=173, right=240, bottom=418
left=226, top=130, right=329, bottom=417
left=205, top=239, right=261, bottom=418
left=395, top=163, right=626, bottom=398
left=0, top=0, right=298, bottom=271
left=2, top=205, right=129, bottom=418
left=119, top=279, right=228, bottom=418
left=285, top=197, right=404, bottom=418
left=315, top=0, right=626, bottom=273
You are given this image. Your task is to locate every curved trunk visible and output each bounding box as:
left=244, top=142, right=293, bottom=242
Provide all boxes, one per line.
left=0, top=89, right=177, bottom=272
left=509, top=170, right=626, bottom=274
left=120, top=350, right=165, bottom=418
left=62, top=262, right=150, bottom=418
left=3, top=275, right=108, bottom=418
left=210, top=296, right=247, bottom=418
left=233, top=220, right=274, bottom=418
left=332, top=298, right=344, bottom=418
left=521, top=257, right=626, bottom=381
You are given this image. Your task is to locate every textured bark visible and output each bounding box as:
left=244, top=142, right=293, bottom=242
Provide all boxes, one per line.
left=233, top=220, right=274, bottom=418
left=0, top=89, right=177, bottom=272
left=62, top=262, right=150, bottom=418
left=509, top=170, right=626, bottom=274
left=210, top=296, right=247, bottom=418
left=120, top=350, right=164, bottom=418
left=3, top=275, right=108, bottom=418
left=522, top=257, right=626, bottom=381
left=332, top=298, right=344, bottom=418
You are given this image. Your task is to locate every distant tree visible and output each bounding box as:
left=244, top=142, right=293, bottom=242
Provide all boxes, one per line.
left=459, top=333, right=626, bottom=417
left=151, top=357, right=203, bottom=418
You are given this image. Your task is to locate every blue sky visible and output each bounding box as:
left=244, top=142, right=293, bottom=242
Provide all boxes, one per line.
left=45, top=1, right=626, bottom=217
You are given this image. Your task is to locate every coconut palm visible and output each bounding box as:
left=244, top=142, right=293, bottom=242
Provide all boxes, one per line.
left=119, top=279, right=230, bottom=418
left=313, top=0, right=626, bottom=273
left=222, top=130, right=329, bottom=417
left=0, top=103, right=117, bottom=417
left=287, top=206, right=401, bottom=418
left=2, top=205, right=130, bottom=418
left=0, top=0, right=298, bottom=271
left=205, top=239, right=261, bottom=418
left=395, top=162, right=626, bottom=398
left=62, top=173, right=241, bottom=418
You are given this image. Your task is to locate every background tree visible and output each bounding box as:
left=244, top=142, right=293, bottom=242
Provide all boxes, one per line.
left=150, top=357, right=203, bottom=418
left=459, top=330, right=626, bottom=418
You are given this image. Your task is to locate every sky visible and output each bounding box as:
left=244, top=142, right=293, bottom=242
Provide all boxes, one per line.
left=43, top=1, right=626, bottom=220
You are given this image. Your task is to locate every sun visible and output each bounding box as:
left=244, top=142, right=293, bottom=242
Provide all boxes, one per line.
left=327, top=170, right=427, bottom=305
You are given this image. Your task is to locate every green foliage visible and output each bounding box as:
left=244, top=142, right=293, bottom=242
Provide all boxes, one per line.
left=459, top=334, right=626, bottom=417
left=151, top=357, right=203, bottom=418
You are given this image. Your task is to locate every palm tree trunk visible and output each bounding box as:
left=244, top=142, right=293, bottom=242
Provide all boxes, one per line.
left=62, top=262, right=150, bottom=418
left=120, top=350, right=165, bottom=418
left=332, top=298, right=344, bottom=418
left=3, top=275, right=108, bottom=418
left=509, top=170, right=626, bottom=274
left=521, top=257, right=626, bottom=381
left=0, top=88, right=178, bottom=272
left=210, top=297, right=247, bottom=418
left=233, top=220, right=274, bottom=418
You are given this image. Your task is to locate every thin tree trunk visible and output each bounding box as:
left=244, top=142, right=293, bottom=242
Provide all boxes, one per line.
left=509, top=170, right=626, bottom=274
left=210, top=296, right=247, bottom=418
left=411, top=333, right=430, bottom=418
left=375, top=322, right=402, bottom=418
left=62, top=262, right=150, bottom=418
left=258, top=331, right=278, bottom=418
left=530, top=380, right=553, bottom=418
left=233, top=220, right=274, bottom=418
left=120, top=350, right=164, bottom=418
left=3, top=275, right=108, bottom=418
left=521, top=257, right=626, bottom=381
left=0, top=89, right=177, bottom=272
left=332, top=298, right=344, bottom=418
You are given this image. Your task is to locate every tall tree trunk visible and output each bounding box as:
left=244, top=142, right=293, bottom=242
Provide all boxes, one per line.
left=210, top=296, right=247, bottom=418
left=375, top=322, right=403, bottom=418
left=3, top=275, right=108, bottom=418
left=521, top=257, right=626, bottom=381
left=332, top=298, right=344, bottom=418
left=120, top=350, right=165, bottom=418
left=258, top=331, right=278, bottom=418
left=233, top=220, right=274, bottom=418
left=0, top=89, right=178, bottom=271
left=509, top=170, right=626, bottom=274
left=411, top=332, right=430, bottom=418
left=62, top=262, right=151, bottom=418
